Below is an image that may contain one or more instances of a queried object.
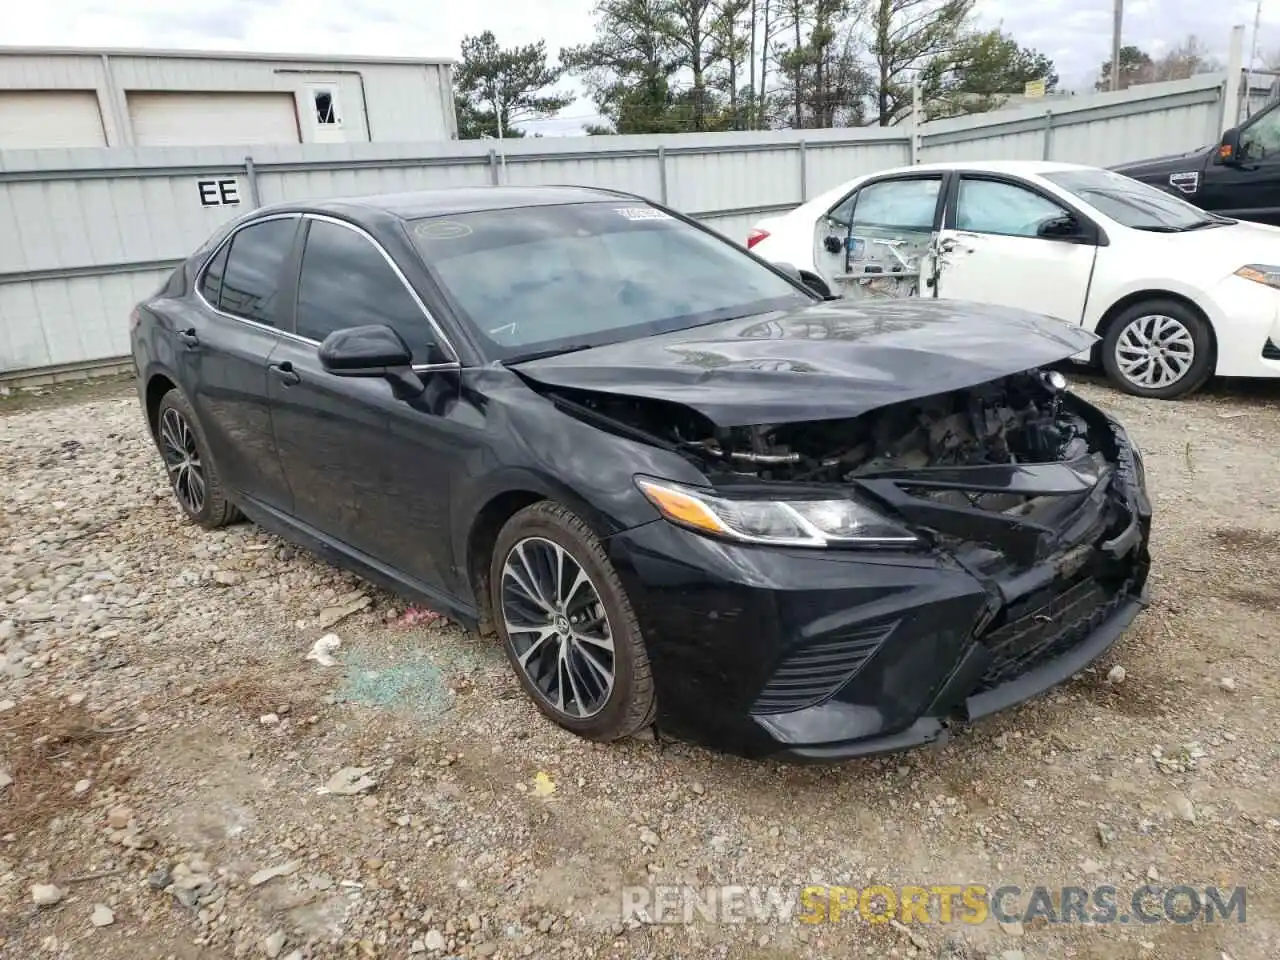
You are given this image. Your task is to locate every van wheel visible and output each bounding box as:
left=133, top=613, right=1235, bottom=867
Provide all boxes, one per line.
left=1101, top=299, right=1214, bottom=399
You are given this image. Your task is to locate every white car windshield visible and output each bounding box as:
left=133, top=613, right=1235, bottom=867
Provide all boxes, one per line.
left=1043, top=169, right=1229, bottom=232
left=409, top=202, right=811, bottom=361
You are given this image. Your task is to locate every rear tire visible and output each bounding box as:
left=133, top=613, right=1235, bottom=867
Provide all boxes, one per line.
left=489, top=501, right=656, bottom=741
left=1101, top=299, right=1214, bottom=399
left=154, top=389, right=241, bottom=529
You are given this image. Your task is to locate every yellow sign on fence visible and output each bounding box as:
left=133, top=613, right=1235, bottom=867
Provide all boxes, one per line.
left=1025, top=78, right=1047, bottom=98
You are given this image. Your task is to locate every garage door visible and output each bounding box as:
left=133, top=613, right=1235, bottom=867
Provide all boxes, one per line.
left=127, top=92, right=301, bottom=147
left=0, top=91, right=107, bottom=148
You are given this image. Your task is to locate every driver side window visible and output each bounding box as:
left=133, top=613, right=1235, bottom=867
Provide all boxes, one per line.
left=956, top=178, right=1068, bottom=238
left=295, top=219, right=435, bottom=360
left=1240, top=109, right=1280, bottom=161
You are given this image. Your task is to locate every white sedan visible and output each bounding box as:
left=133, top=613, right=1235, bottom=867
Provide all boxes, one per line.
left=747, top=160, right=1280, bottom=398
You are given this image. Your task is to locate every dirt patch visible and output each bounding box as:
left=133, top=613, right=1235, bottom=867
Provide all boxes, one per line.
left=1224, top=584, right=1280, bottom=612
left=1, top=377, right=1279, bottom=959
left=1209, top=526, right=1280, bottom=555
left=201, top=661, right=333, bottom=726
left=0, top=697, right=133, bottom=838
left=0, top=372, right=134, bottom=415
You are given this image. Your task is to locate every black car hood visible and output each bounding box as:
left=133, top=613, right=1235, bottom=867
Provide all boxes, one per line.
left=1111, top=145, right=1212, bottom=179
left=511, top=298, right=1098, bottom=426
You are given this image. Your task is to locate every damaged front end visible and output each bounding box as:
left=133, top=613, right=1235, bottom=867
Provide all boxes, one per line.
left=546, top=367, right=1146, bottom=565
left=540, top=365, right=1151, bottom=757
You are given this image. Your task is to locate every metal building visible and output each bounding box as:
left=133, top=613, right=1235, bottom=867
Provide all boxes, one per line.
left=0, top=46, right=457, bottom=149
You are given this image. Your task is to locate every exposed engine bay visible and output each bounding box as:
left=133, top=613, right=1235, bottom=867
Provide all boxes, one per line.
left=548, top=370, right=1096, bottom=487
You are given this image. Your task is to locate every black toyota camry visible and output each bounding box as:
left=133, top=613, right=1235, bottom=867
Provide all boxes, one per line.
left=129, top=185, right=1152, bottom=761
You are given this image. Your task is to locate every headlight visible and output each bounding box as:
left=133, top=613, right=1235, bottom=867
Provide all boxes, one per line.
left=1234, top=264, right=1280, bottom=289
left=635, top=476, right=921, bottom=548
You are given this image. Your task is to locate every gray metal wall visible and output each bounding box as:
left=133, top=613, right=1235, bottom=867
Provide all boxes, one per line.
left=0, top=48, right=457, bottom=148
left=917, top=75, right=1223, bottom=166
left=0, top=73, right=1226, bottom=381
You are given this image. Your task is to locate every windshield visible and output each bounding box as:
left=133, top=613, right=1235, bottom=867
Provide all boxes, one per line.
left=1043, top=168, right=1229, bottom=231
left=408, top=201, right=811, bottom=361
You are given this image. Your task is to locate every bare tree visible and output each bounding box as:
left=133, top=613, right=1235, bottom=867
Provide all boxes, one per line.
left=710, top=0, right=753, bottom=128
left=664, top=0, right=721, bottom=129
left=758, top=0, right=775, bottom=125
left=749, top=0, right=758, bottom=125
left=1263, top=47, right=1280, bottom=72
left=867, top=0, right=973, bottom=126
left=1152, top=34, right=1222, bottom=82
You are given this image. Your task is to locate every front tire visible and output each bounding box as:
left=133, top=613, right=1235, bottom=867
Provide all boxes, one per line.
left=1101, top=299, right=1214, bottom=399
left=489, top=501, right=656, bottom=741
left=154, top=389, right=240, bottom=529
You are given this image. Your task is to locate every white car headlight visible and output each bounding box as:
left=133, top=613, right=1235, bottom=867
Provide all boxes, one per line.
left=1234, top=264, right=1280, bottom=289
left=635, top=476, right=921, bottom=547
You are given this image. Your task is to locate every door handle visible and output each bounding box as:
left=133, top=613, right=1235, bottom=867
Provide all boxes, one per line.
left=177, top=328, right=199, bottom=347
left=268, top=361, right=301, bottom=386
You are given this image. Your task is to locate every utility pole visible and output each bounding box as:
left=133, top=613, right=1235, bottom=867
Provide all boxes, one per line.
left=495, top=92, right=508, bottom=185
left=1247, top=0, right=1263, bottom=117
left=1110, top=0, right=1124, bottom=91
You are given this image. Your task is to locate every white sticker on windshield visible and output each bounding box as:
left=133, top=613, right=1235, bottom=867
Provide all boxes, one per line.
left=614, top=207, right=672, bottom=221
left=415, top=220, right=472, bottom=240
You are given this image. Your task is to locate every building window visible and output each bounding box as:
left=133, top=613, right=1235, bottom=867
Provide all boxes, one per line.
left=312, top=87, right=340, bottom=125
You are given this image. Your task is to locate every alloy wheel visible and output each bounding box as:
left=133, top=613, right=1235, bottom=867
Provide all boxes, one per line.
left=159, top=406, right=206, bottom=515
left=1114, top=314, right=1195, bottom=390
left=499, top=536, right=616, bottom=718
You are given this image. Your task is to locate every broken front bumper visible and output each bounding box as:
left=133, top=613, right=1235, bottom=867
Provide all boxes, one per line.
left=605, top=422, right=1152, bottom=762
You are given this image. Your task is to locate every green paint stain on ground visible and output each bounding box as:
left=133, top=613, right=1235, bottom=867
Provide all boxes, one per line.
left=333, top=634, right=496, bottom=724
left=337, top=649, right=453, bottom=719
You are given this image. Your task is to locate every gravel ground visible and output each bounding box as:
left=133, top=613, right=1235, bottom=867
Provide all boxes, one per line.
left=1, top=374, right=1278, bottom=960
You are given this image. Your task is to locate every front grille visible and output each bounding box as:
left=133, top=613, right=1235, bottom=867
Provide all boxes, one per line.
left=1263, top=338, right=1280, bottom=361
left=905, top=487, right=1030, bottom=514
left=750, top=621, right=896, bottom=715
left=972, top=575, right=1132, bottom=692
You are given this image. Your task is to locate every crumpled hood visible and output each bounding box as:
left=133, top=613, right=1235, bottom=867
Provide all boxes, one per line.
left=511, top=298, right=1098, bottom=426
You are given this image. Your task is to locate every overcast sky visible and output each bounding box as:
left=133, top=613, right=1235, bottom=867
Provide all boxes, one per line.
left=5, top=0, right=1277, bottom=135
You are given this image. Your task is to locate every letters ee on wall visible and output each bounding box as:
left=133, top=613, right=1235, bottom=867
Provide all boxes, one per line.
left=197, top=178, right=242, bottom=208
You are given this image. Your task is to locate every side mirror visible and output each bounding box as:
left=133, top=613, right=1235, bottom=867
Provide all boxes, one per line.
left=1036, top=214, right=1083, bottom=240
left=771, top=261, right=836, bottom=299
left=798, top=270, right=835, bottom=299
left=771, top=261, right=805, bottom=284
left=1215, top=127, right=1242, bottom=165
left=318, top=324, right=425, bottom=398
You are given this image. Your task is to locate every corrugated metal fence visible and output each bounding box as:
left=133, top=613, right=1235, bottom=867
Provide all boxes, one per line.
left=0, top=74, right=1226, bottom=381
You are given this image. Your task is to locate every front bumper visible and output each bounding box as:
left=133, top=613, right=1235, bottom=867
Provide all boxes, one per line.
left=1200, top=274, right=1280, bottom=378
left=606, top=424, right=1152, bottom=762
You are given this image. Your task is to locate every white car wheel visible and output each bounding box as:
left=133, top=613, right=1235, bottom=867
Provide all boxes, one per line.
left=1114, top=314, right=1195, bottom=390
left=1101, top=299, right=1214, bottom=400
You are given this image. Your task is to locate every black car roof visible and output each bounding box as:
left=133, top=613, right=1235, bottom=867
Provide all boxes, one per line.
left=256, top=185, right=637, bottom=222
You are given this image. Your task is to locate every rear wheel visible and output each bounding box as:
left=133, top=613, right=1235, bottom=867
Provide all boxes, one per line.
left=155, top=389, right=240, bottom=529
left=1101, top=299, right=1214, bottom=399
left=489, top=501, right=655, bottom=741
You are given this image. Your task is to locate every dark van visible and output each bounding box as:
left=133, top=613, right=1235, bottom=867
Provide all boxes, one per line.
left=1112, top=100, right=1280, bottom=226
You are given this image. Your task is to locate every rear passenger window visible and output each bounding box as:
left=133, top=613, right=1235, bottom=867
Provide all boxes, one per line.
left=852, top=178, right=942, bottom=231
left=295, top=219, right=435, bottom=359
left=198, top=243, right=229, bottom=306
left=217, top=218, right=298, bottom=326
